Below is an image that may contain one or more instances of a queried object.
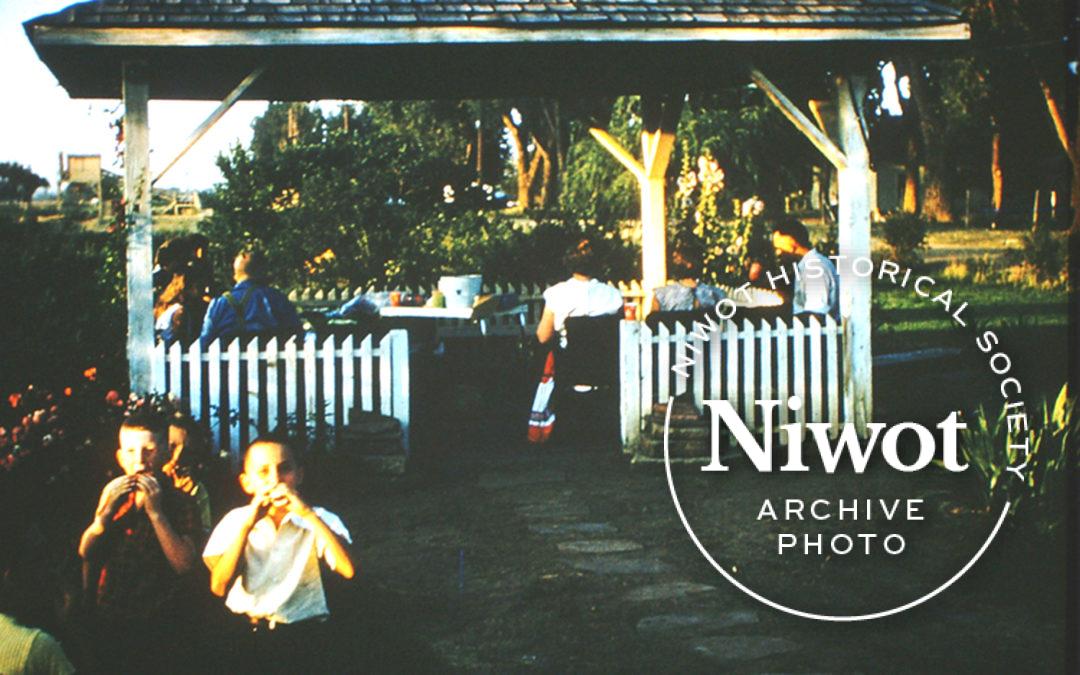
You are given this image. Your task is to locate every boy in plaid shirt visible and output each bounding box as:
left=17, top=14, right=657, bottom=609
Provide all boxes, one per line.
left=79, top=409, right=200, bottom=670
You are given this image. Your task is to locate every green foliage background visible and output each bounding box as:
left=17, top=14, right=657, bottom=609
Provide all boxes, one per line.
left=0, top=208, right=127, bottom=390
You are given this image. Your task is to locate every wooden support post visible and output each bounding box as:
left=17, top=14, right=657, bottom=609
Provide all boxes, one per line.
left=640, top=127, right=675, bottom=301
left=123, top=62, right=155, bottom=394
left=836, top=74, right=873, bottom=433
left=589, top=95, right=681, bottom=310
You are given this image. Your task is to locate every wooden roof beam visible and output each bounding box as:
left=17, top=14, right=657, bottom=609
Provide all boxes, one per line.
left=28, top=24, right=972, bottom=49
left=749, top=67, right=847, bottom=171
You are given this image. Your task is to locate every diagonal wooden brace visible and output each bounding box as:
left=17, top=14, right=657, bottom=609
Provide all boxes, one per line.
left=153, top=66, right=266, bottom=186
left=749, top=67, right=847, bottom=171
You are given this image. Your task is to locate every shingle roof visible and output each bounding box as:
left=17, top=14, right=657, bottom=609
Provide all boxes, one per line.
left=24, top=0, right=968, bottom=100
left=30, top=0, right=964, bottom=30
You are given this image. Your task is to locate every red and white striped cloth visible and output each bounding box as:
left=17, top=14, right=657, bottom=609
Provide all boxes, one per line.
left=527, top=351, right=556, bottom=444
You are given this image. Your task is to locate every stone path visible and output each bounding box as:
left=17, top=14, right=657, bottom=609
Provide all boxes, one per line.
left=479, top=462, right=801, bottom=669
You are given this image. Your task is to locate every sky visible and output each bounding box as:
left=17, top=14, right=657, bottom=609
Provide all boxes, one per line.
left=2, top=0, right=266, bottom=191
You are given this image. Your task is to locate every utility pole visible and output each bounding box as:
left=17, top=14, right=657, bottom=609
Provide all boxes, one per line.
left=57, top=152, right=64, bottom=210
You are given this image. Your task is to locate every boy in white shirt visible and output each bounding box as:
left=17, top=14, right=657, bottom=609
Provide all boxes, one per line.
left=203, top=436, right=355, bottom=673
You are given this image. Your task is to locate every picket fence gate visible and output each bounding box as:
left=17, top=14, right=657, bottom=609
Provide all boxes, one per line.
left=618, top=315, right=845, bottom=454
left=152, top=330, right=410, bottom=463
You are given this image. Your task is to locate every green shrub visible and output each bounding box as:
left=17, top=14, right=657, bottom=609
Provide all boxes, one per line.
left=0, top=213, right=126, bottom=392
left=959, top=383, right=1076, bottom=533
left=881, top=212, right=929, bottom=266
left=1021, top=224, right=1066, bottom=284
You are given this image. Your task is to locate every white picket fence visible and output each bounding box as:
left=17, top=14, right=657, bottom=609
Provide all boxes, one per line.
left=618, top=315, right=844, bottom=453
left=152, top=330, right=410, bottom=462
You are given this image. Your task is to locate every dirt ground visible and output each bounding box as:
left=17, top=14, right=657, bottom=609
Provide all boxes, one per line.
left=291, top=326, right=1072, bottom=674
left=309, top=434, right=1067, bottom=673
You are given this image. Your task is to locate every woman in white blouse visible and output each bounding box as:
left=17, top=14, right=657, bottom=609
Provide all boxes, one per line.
left=535, top=239, right=623, bottom=348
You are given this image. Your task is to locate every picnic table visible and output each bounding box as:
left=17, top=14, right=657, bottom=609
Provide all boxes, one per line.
left=379, top=303, right=528, bottom=337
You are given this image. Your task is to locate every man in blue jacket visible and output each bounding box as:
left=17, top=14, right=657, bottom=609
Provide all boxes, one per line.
left=200, top=248, right=302, bottom=347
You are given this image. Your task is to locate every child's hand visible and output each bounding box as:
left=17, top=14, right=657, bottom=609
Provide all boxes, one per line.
left=95, top=475, right=135, bottom=522
left=132, top=473, right=164, bottom=516
left=268, top=483, right=310, bottom=517
left=248, top=489, right=273, bottom=525
left=171, top=471, right=196, bottom=495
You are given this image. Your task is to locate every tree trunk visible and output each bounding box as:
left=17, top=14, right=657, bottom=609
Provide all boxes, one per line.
left=922, top=179, right=952, bottom=223
left=502, top=114, right=532, bottom=209
left=903, top=136, right=920, bottom=213
left=534, top=137, right=553, bottom=209
left=902, top=58, right=955, bottom=223
left=525, top=147, right=545, bottom=208
left=1073, top=98, right=1080, bottom=232
left=991, top=124, right=1004, bottom=224
left=540, top=102, right=564, bottom=207
left=1035, top=76, right=1080, bottom=232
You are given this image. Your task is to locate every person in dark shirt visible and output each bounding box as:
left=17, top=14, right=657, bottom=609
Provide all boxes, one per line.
left=200, top=248, right=302, bottom=347
left=78, top=409, right=200, bottom=671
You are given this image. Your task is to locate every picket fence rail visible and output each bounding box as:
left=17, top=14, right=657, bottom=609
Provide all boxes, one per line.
left=618, top=315, right=844, bottom=454
left=152, top=330, right=410, bottom=462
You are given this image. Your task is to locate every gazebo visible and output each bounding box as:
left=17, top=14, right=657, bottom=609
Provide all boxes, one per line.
left=25, top=0, right=968, bottom=443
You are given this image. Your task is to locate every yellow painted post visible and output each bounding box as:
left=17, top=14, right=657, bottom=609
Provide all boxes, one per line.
left=640, top=127, right=675, bottom=306
left=590, top=117, right=676, bottom=315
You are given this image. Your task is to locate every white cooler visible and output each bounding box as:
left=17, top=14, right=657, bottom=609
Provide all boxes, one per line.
left=437, top=274, right=483, bottom=309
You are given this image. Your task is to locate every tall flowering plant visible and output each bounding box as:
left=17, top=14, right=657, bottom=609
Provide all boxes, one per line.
left=672, top=147, right=769, bottom=285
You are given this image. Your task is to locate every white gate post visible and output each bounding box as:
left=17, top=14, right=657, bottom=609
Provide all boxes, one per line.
left=619, top=320, right=642, bottom=454
left=836, top=74, right=873, bottom=433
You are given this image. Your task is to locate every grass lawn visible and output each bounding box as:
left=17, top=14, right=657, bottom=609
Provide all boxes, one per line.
left=871, top=269, right=1068, bottom=417
left=873, top=278, right=1066, bottom=350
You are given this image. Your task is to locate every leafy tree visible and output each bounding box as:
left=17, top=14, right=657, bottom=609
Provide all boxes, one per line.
left=675, top=87, right=815, bottom=215
left=961, top=0, right=1074, bottom=229
left=0, top=162, right=48, bottom=209
left=888, top=0, right=1071, bottom=227
left=501, top=99, right=577, bottom=210
left=203, top=100, right=505, bottom=290
left=560, top=96, right=641, bottom=224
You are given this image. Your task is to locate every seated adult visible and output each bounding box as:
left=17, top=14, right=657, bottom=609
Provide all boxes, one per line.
left=770, top=218, right=839, bottom=321
left=200, top=248, right=302, bottom=347
left=529, top=239, right=622, bottom=445
left=651, top=236, right=726, bottom=313
left=536, top=239, right=624, bottom=349
left=155, top=271, right=208, bottom=344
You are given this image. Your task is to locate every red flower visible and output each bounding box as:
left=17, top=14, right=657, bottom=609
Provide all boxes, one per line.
left=83, top=367, right=98, bottom=382
left=8, top=393, right=21, bottom=409
left=63, top=388, right=72, bottom=397
left=105, top=390, right=123, bottom=407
